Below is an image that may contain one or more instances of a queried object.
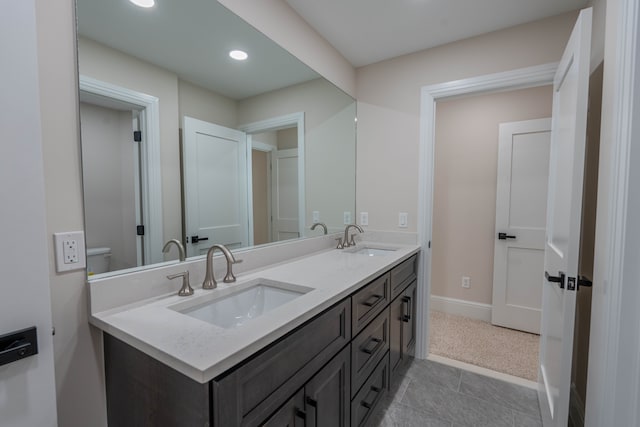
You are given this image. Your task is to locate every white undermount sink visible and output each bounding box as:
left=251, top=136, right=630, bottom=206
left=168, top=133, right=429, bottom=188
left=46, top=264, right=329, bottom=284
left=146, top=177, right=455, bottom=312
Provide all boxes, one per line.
left=171, top=279, right=313, bottom=329
left=349, top=247, right=397, bottom=256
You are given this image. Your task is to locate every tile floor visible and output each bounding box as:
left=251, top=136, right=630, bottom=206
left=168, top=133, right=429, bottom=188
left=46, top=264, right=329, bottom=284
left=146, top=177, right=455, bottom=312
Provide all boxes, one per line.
left=372, top=358, right=542, bottom=427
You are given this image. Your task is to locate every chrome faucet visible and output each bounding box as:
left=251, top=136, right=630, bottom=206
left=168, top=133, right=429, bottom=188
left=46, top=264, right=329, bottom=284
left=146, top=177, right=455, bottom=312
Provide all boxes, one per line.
left=167, top=271, right=193, bottom=296
left=310, top=222, right=328, bottom=235
left=342, top=224, right=364, bottom=248
left=202, top=244, right=242, bottom=289
left=162, top=239, right=185, bottom=262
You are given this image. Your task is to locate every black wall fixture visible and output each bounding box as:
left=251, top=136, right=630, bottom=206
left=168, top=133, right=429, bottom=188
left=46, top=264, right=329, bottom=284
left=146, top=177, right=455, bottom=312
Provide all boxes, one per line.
left=0, top=326, right=38, bottom=367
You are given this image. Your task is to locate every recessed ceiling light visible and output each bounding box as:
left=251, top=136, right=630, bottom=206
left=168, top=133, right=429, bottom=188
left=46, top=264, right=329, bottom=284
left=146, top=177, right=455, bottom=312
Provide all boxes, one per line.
left=229, top=50, right=248, bottom=61
left=129, top=0, right=155, bottom=8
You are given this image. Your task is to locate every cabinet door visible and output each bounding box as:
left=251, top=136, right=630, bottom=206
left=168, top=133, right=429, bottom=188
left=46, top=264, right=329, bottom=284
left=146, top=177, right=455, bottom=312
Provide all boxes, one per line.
left=401, top=280, right=417, bottom=357
left=389, top=299, right=403, bottom=374
left=304, top=345, right=351, bottom=427
left=262, top=389, right=306, bottom=427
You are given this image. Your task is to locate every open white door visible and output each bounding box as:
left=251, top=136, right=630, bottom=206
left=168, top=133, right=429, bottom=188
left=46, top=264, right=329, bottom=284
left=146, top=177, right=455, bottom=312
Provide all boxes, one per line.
left=492, top=118, right=551, bottom=334
left=271, top=148, right=300, bottom=241
left=538, top=8, right=591, bottom=426
left=183, top=116, right=249, bottom=256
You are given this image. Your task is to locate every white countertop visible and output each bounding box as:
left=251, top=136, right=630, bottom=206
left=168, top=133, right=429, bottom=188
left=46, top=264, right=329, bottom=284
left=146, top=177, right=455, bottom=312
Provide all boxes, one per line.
left=90, top=242, right=420, bottom=383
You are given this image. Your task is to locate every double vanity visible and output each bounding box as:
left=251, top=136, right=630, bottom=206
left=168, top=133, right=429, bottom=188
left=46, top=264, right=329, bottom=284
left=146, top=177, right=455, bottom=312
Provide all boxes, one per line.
left=88, top=235, right=420, bottom=426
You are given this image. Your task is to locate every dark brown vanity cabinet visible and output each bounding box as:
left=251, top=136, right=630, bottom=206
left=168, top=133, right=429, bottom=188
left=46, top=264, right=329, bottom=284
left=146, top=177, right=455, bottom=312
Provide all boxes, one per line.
left=103, top=253, right=418, bottom=427
left=389, top=255, right=418, bottom=375
left=390, top=280, right=417, bottom=374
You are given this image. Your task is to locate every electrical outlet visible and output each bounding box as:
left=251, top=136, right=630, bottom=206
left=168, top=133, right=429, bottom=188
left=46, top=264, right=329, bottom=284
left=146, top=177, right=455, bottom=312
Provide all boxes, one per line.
left=360, top=212, right=369, bottom=226
left=399, top=212, right=408, bottom=228
left=462, top=276, right=471, bottom=289
left=312, top=211, right=320, bottom=223
left=54, top=231, right=86, bottom=272
left=343, top=211, right=352, bottom=224
left=63, top=239, right=78, bottom=264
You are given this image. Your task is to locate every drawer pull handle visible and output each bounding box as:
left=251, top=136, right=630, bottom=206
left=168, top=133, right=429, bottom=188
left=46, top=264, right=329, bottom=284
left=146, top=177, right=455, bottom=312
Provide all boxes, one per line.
left=361, top=385, right=382, bottom=409
left=294, top=408, right=306, bottom=421
left=402, top=296, right=412, bottom=322
left=361, top=337, right=383, bottom=355
left=305, top=396, right=318, bottom=407
left=362, top=294, right=383, bottom=307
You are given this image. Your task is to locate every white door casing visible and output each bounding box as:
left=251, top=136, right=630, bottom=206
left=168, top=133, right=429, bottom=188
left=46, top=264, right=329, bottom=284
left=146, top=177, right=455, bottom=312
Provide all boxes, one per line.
left=271, top=149, right=300, bottom=241
left=418, top=63, right=559, bottom=359
left=79, top=75, right=163, bottom=266
left=183, top=116, right=249, bottom=256
left=538, top=8, right=591, bottom=427
left=239, top=112, right=306, bottom=238
left=492, top=118, right=551, bottom=334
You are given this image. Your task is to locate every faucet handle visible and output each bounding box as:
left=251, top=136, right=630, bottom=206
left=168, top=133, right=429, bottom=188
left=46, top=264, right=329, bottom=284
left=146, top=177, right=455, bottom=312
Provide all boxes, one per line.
left=349, top=233, right=357, bottom=247
left=167, top=271, right=193, bottom=296
left=335, top=237, right=344, bottom=249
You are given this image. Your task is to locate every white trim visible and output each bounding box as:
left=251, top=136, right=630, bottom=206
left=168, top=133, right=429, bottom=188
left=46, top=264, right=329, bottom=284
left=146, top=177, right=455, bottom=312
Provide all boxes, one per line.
left=79, top=75, right=164, bottom=265
left=417, top=63, right=558, bottom=359
left=247, top=139, right=276, bottom=246
left=430, top=295, right=492, bottom=322
left=239, top=112, right=306, bottom=236
left=427, top=354, right=538, bottom=389
left=586, top=0, right=640, bottom=425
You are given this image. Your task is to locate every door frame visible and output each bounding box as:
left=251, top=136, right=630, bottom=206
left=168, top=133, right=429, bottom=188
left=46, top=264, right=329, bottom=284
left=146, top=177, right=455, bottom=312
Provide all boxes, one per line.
left=250, top=141, right=275, bottom=244
left=239, top=112, right=306, bottom=242
left=416, top=62, right=558, bottom=359
left=585, top=0, right=640, bottom=425
left=79, top=75, right=164, bottom=265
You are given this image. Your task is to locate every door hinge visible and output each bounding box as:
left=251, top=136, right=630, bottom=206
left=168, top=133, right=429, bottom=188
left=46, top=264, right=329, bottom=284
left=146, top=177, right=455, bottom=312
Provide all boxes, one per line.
left=133, top=130, right=142, bottom=142
left=136, top=225, right=145, bottom=236
left=428, top=240, right=431, bottom=249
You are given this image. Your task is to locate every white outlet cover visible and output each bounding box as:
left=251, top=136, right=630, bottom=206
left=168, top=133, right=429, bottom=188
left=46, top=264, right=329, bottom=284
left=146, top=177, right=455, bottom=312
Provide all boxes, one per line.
left=360, top=212, right=369, bottom=226
left=343, top=211, right=352, bottom=224
left=54, top=231, right=86, bottom=272
left=312, top=211, right=320, bottom=223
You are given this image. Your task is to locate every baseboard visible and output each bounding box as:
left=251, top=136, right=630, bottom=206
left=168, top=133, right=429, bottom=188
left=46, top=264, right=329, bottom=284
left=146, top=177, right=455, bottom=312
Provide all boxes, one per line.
left=430, top=295, right=492, bottom=322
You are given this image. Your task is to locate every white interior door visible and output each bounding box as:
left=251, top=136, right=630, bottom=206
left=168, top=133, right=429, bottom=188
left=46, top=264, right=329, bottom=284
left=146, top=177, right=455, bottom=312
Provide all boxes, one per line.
left=271, top=148, right=300, bottom=241
left=492, top=118, right=551, bottom=334
left=538, top=8, right=591, bottom=427
left=183, top=116, right=249, bottom=256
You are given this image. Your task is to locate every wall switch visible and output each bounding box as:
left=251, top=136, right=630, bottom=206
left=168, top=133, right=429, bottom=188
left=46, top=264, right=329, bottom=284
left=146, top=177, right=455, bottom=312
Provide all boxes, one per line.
left=343, top=211, right=352, bottom=224
left=360, top=212, right=369, bottom=226
left=398, top=212, right=408, bottom=228
left=462, top=276, right=471, bottom=289
left=54, top=231, right=86, bottom=273
left=312, top=211, right=320, bottom=223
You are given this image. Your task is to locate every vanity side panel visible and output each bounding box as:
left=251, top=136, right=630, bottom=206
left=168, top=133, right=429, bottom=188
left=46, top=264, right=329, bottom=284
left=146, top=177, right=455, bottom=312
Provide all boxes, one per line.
left=104, top=334, right=209, bottom=427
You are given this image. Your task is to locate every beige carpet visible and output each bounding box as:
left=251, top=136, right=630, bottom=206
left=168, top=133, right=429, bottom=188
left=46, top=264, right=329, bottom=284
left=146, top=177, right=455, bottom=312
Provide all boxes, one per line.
left=429, top=310, right=539, bottom=381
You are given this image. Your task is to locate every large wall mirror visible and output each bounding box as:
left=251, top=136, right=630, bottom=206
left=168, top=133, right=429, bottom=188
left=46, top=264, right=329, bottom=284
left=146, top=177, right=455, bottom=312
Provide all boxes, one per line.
left=76, top=0, right=356, bottom=277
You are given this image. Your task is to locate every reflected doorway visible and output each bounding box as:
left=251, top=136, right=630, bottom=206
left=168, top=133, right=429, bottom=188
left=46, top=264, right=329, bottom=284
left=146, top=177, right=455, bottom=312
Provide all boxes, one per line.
left=251, top=127, right=300, bottom=245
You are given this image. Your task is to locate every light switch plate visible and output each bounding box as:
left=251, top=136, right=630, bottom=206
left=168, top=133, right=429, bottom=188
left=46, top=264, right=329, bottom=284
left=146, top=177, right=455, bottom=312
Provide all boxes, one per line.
left=399, top=212, right=408, bottom=228
left=54, top=231, right=86, bottom=272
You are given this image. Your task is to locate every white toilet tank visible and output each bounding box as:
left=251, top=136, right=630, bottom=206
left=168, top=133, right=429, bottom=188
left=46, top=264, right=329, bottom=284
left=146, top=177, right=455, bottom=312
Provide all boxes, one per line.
left=87, top=247, right=112, bottom=275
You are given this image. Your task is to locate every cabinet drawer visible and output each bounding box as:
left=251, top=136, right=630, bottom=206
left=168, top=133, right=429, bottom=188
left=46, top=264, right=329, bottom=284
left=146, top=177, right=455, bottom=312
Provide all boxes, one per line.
left=352, top=273, right=390, bottom=334
left=390, top=255, right=417, bottom=299
left=351, top=309, right=389, bottom=397
left=350, top=352, right=389, bottom=427
left=213, top=299, right=351, bottom=427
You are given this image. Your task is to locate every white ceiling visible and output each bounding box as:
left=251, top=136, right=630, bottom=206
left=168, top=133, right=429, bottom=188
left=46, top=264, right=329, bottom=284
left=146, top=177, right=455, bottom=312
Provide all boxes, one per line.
left=76, top=0, right=319, bottom=100
left=285, top=0, right=590, bottom=67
